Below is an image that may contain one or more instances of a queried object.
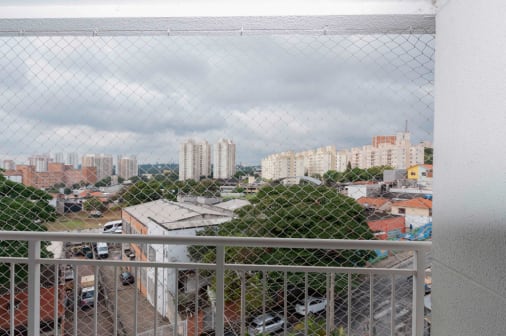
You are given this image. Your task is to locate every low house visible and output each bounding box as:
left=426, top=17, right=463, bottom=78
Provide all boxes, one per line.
left=0, top=286, right=65, bottom=335
left=366, top=212, right=406, bottom=240
left=357, top=197, right=392, bottom=212
left=407, top=164, right=433, bottom=188
left=391, top=197, right=432, bottom=229
left=122, top=199, right=248, bottom=324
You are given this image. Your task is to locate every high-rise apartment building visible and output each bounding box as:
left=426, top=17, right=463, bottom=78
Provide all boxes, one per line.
left=179, top=140, right=211, bottom=181
left=2, top=160, right=15, bottom=171
left=28, top=155, right=50, bottom=172
left=82, top=154, right=113, bottom=182
left=261, top=151, right=296, bottom=180
left=53, top=152, right=65, bottom=164
left=54, top=152, right=79, bottom=169
left=66, top=152, right=79, bottom=169
left=262, top=132, right=431, bottom=180
left=118, top=155, right=138, bottom=180
left=213, top=139, right=236, bottom=179
left=337, top=132, right=427, bottom=171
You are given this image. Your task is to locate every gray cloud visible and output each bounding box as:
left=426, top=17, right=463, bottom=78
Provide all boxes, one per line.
left=0, top=34, right=434, bottom=165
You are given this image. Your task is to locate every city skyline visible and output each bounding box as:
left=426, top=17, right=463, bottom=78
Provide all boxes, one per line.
left=1, top=130, right=431, bottom=171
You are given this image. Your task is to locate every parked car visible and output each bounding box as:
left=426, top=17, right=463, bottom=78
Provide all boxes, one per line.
left=120, top=271, right=135, bottom=285
left=103, top=220, right=122, bottom=233
left=96, top=242, right=109, bottom=259
left=295, top=296, right=327, bottom=315
left=88, top=210, right=103, bottom=218
left=248, top=313, right=285, bottom=335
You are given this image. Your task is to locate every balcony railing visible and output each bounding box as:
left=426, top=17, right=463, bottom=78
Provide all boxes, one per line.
left=0, top=231, right=431, bottom=336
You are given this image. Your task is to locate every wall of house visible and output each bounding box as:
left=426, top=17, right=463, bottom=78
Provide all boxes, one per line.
left=391, top=206, right=430, bottom=217
left=146, top=224, right=217, bottom=323
left=405, top=215, right=431, bottom=229
left=434, top=0, right=506, bottom=334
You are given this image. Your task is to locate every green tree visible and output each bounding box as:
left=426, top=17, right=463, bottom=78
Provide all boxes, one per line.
left=322, top=170, right=342, bottom=185
left=95, top=176, right=112, bottom=187
left=346, top=161, right=352, bottom=171
left=0, top=174, right=56, bottom=284
left=189, top=185, right=374, bottom=303
left=424, top=147, right=433, bottom=164
left=83, top=197, right=107, bottom=212
left=71, top=180, right=89, bottom=189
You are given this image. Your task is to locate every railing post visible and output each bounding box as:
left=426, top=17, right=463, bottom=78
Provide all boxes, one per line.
left=215, top=245, right=225, bottom=335
left=27, top=239, right=41, bottom=336
left=412, top=249, right=426, bottom=336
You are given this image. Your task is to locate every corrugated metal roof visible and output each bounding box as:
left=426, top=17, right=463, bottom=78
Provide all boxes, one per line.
left=124, top=199, right=233, bottom=230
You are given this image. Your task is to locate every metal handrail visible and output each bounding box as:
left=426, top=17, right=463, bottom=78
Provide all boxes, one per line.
left=0, top=230, right=431, bottom=250
left=0, top=231, right=431, bottom=336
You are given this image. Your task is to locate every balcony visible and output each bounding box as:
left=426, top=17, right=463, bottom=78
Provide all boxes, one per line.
left=1, top=1, right=504, bottom=335
left=0, top=231, right=430, bottom=336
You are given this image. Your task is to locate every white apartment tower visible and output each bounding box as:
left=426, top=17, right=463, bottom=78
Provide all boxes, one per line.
left=82, top=154, right=113, bottom=182
left=179, top=140, right=211, bottom=181
left=118, top=155, right=138, bottom=180
left=2, top=160, right=15, bottom=171
left=66, top=152, right=79, bottom=169
left=213, top=139, right=236, bottom=179
left=262, top=132, right=430, bottom=180
left=261, top=151, right=296, bottom=180
left=28, top=154, right=50, bottom=172
left=338, top=132, right=427, bottom=171
left=54, top=152, right=79, bottom=168
left=53, top=152, right=65, bottom=164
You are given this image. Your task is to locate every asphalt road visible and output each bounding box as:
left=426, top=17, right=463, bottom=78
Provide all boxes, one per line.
left=332, top=254, right=432, bottom=336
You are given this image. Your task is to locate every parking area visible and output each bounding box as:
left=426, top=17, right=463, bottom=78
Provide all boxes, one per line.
left=60, top=237, right=173, bottom=336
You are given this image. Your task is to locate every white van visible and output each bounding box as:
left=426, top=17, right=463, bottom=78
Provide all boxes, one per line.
left=96, top=242, right=109, bottom=258
left=103, top=220, right=122, bottom=234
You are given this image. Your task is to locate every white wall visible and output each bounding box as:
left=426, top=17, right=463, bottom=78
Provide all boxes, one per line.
left=434, top=0, right=506, bottom=334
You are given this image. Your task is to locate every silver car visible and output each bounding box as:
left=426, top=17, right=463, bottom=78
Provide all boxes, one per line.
left=248, top=313, right=285, bottom=335
left=295, top=296, right=327, bottom=315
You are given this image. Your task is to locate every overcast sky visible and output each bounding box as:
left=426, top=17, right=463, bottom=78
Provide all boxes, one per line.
left=0, top=32, right=434, bottom=166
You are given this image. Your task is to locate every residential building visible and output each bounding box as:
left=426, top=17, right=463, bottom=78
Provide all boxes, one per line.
left=179, top=139, right=211, bottom=181
left=262, top=133, right=428, bottom=180
left=261, top=146, right=336, bottom=181
left=357, top=197, right=392, bottom=212
left=14, top=163, right=97, bottom=189
left=2, top=170, right=22, bottom=183
left=118, top=155, right=138, bottom=180
left=261, top=151, right=296, bottom=180
left=122, top=199, right=246, bottom=323
left=82, top=153, right=113, bottom=182
left=54, top=152, right=79, bottom=168
left=2, top=160, right=15, bottom=170
left=68, top=152, right=79, bottom=168
left=295, top=146, right=336, bottom=178
left=336, top=132, right=429, bottom=171
left=407, top=164, right=433, bottom=189
left=53, top=152, right=64, bottom=164
left=213, top=138, right=236, bottom=179
left=366, top=212, right=406, bottom=240
left=0, top=286, right=65, bottom=335
left=391, top=197, right=432, bottom=229
left=28, top=154, right=50, bottom=173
